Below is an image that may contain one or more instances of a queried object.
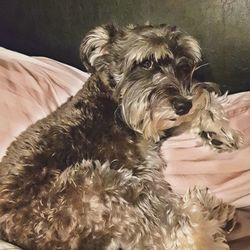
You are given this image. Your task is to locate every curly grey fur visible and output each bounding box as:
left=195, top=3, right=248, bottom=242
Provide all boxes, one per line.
left=0, top=24, right=240, bottom=250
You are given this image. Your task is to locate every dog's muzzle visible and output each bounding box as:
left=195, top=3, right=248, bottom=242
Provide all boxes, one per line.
left=171, top=97, right=192, bottom=115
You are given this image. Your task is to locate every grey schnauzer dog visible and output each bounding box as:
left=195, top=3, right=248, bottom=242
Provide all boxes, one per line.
left=0, top=24, right=240, bottom=250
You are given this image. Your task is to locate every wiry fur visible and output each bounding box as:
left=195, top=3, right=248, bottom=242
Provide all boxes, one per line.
left=0, top=24, right=240, bottom=249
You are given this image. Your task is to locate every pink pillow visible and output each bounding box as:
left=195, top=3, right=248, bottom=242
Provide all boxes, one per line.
left=0, top=47, right=89, bottom=160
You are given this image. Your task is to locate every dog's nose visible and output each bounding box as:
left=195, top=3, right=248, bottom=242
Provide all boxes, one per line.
left=172, top=98, right=192, bottom=115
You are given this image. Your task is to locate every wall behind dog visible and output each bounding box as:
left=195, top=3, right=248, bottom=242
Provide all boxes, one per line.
left=0, top=0, right=249, bottom=93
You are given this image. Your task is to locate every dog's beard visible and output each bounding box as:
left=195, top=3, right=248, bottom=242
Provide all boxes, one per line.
left=117, top=75, right=191, bottom=142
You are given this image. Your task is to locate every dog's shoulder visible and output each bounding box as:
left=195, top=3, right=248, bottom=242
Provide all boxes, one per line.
left=1, top=73, right=139, bottom=171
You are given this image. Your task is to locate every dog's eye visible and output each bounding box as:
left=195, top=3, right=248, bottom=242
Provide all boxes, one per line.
left=141, top=59, right=153, bottom=70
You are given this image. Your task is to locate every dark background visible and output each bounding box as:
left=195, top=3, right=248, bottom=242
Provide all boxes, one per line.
left=0, top=0, right=249, bottom=93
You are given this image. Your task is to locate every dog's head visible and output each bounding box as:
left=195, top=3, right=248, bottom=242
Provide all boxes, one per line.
left=80, top=24, right=206, bottom=141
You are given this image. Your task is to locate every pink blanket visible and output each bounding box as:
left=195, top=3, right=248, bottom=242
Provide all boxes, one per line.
left=0, top=47, right=249, bottom=249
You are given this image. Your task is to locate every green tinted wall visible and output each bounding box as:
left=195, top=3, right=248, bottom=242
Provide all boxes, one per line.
left=0, top=0, right=249, bottom=92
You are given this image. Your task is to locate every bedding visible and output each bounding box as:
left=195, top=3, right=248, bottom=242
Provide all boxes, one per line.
left=0, top=47, right=249, bottom=249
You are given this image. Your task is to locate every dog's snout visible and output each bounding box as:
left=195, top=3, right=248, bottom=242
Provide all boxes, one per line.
left=172, top=98, right=192, bottom=116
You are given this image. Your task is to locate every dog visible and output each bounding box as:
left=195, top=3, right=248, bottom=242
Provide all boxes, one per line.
left=0, top=24, right=241, bottom=250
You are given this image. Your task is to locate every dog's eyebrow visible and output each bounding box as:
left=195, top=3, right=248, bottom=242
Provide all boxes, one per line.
left=136, top=52, right=172, bottom=63
left=154, top=51, right=174, bottom=62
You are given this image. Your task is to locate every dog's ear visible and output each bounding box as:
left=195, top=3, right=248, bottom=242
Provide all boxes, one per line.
left=80, top=24, right=118, bottom=73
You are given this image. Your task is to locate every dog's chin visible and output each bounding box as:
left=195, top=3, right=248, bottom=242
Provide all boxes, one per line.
left=158, top=112, right=196, bottom=141
left=140, top=117, right=187, bottom=142
left=166, top=114, right=190, bottom=128
left=160, top=118, right=190, bottom=141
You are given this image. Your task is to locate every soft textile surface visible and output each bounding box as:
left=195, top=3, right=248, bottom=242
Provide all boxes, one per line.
left=0, top=47, right=249, bottom=249
left=0, top=240, right=21, bottom=250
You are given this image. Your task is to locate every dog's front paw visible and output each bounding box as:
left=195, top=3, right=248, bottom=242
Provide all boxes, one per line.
left=199, top=127, right=242, bottom=152
left=211, top=202, right=236, bottom=234
left=186, top=187, right=237, bottom=233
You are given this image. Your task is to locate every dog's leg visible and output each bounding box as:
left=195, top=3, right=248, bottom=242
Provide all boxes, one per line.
left=190, top=88, right=241, bottom=152
left=198, top=109, right=241, bottom=152
left=177, top=187, right=235, bottom=250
